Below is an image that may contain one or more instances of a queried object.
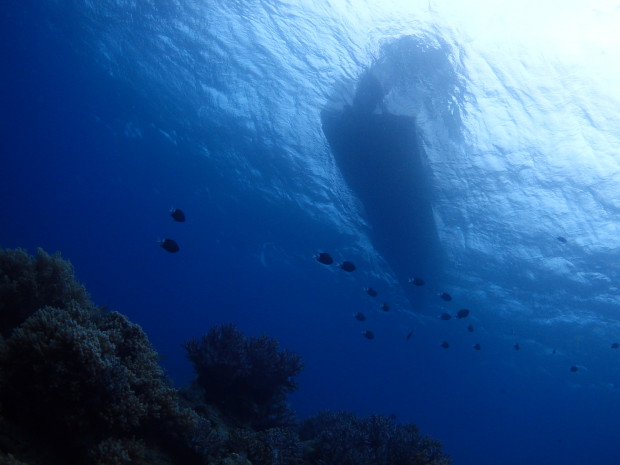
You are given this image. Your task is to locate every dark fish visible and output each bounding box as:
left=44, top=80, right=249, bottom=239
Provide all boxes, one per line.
left=514, top=343, right=520, bottom=351
left=552, top=349, right=557, bottom=355
left=354, top=312, right=366, bottom=322
left=316, top=252, right=333, bottom=265
left=365, top=287, right=378, bottom=297
left=406, top=331, right=413, bottom=340
left=440, top=292, right=452, bottom=301
left=557, top=236, right=567, bottom=243
left=363, top=330, right=375, bottom=340
left=441, top=341, right=450, bottom=349
left=439, top=313, right=451, bottom=320
left=160, top=238, right=179, bottom=253
left=170, top=208, right=186, bottom=222
left=340, top=261, right=356, bottom=272
left=611, top=342, right=619, bottom=349
left=456, top=309, right=470, bottom=319
left=467, top=324, right=474, bottom=332
left=473, top=343, right=481, bottom=351
left=381, top=302, right=390, bottom=312
left=570, top=365, right=578, bottom=372
left=410, top=277, right=425, bottom=286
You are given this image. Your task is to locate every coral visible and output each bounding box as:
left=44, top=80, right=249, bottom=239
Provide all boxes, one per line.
left=219, top=453, right=251, bottom=465
left=183, top=323, right=303, bottom=429
left=0, top=248, right=205, bottom=464
left=2, top=304, right=168, bottom=432
left=0, top=302, right=203, bottom=463
left=226, top=426, right=303, bottom=465
left=299, top=411, right=451, bottom=465
left=257, top=427, right=304, bottom=465
left=0, top=248, right=91, bottom=337
left=179, top=385, right=304, bottom=465
left=87, top=437, right=147, bottom=465
left=0, top=247, right=451, bottom=465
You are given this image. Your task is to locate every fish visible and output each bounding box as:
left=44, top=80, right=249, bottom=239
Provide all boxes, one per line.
left=160, top=238, right=179, bottom=253
left=467, top=324, right=474, bottom=332
left=315, top=252, right=333, bottom=265
left=354, top=312, right=366, bottom=322
left=441, top=341, right=450, bottom=349
left=473, top=343, right=481, bottom=351
left=170, top=208, right=186, bottom=222
left=557, top=236, right=567, bottom=243
left=365, top=287, right=378, bottom=297
left=363, top=330, right=375, bottom=340
left=439, top=292, right=452, bottom=302
left=611, top=342, right=619, bottom=349
left=321, top=70, right=443, bottom=314
left=570, top=365, right=578, bottom=372
left=456, top=309, right=470, bottom=319
left=439, top=313, right=451, bottom=320
left=514, top=343, right=520, bottom=351
left=381, top=303, right=390, bottom=312
left=409, top=277, right=425, bottom=286
left=406, top=331, right=413, bottom=340
left=339, top=261, right=356, bottom=272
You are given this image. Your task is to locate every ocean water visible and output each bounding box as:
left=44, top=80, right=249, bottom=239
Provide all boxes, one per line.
left=2, top=1, right=620, bottom=464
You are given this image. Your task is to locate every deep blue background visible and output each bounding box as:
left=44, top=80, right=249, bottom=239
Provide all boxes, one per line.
left=2, top=2, right=619, bottom=465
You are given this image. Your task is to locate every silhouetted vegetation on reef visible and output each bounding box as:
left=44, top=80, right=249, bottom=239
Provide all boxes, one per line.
left=0, top=247, right=451, bottom=465
left=300, top=411, right=450, bottom=465
left=0, top=248, right=91, bottom=337
left=0, top=249, right=202, bottom=465
left=183, top=323, right=303, bottom=430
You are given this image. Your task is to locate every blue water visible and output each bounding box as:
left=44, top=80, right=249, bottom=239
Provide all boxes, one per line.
left=2, top=1, right=620, bottom=464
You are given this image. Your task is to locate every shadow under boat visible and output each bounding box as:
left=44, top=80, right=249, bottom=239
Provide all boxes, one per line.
left=321, top=72, right=444, bottom=312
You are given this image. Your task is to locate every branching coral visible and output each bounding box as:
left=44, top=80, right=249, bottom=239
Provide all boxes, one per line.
left=183, top=323, right=303, bottom=430
left=0, top=302, right=205, bottom=463
left=0, top=248, right=91, bottom=337
left=226, top=426, right=303, bottom=465
left=1, top=303, right=184, bottom=432
left=87, top=437, right=147, bottom=465
left=299, top=411, right=451, bottom=465
left=0, top=248, right=203, bottom=465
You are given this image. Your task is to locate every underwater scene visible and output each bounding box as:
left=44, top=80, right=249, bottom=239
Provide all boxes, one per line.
left=1, top=1, right=620, bottom=464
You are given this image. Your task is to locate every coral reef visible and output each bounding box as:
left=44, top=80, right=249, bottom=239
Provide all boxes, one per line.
left=0, top=247, right=451, bottom=465
left=299, top=411, right=451, bottom=465
left=183, top=323, right=303, bottom=430
left=0, top=248, right=202, bottom=465
left=1, top=304, right=196, bottom=434
left=227, top=426, right=303, bottom=465
left=0, top=247, right=91, bottom=337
